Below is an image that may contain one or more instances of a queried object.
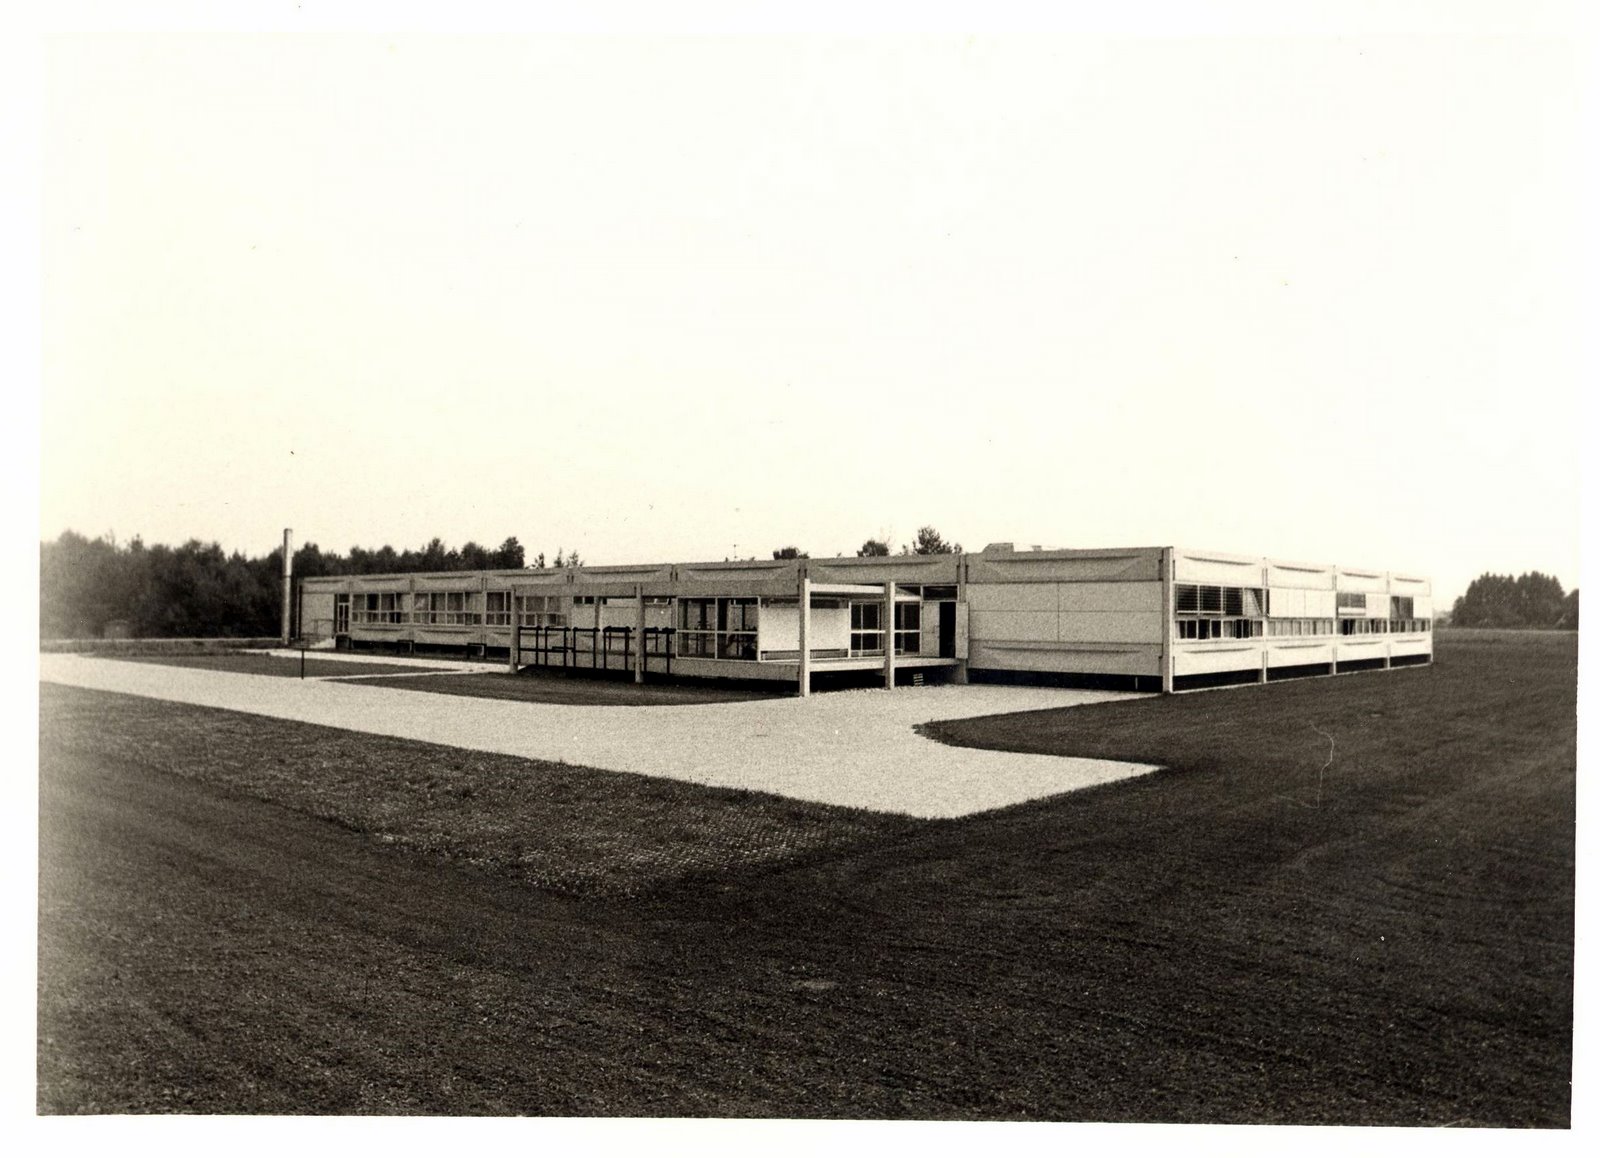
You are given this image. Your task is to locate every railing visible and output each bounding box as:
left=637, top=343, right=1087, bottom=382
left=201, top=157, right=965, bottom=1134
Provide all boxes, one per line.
left=512, top=625, right=677, bottom=675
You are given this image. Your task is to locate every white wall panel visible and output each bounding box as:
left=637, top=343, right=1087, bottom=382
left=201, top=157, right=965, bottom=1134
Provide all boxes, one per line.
left=968, top=610, right=1057, bottom=642
left=1306, top=590, right=1337, bottom=618
left=1173, top=645, right=1262, bottom=676
left=1266, top=642, right=1333, bottom=667
left=967, top=583, right=1056, bottom=612
left=1268, top=588, right=1306, bottom=617
left=1057, top=581, right=1163, bottom=612
left=1266, top=563, right=1335, bottom=589
left=1414, top=595, right=1434, bottom=618
left=1174, top=554, right=1263, bottom=586
left=1336, top=571, right=1388, bottom=594
left=1058, top=611, right=1164, bottom=644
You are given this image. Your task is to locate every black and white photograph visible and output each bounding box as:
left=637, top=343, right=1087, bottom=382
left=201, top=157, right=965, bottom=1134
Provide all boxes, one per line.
left=10, top=0, right=1590, bottom=1149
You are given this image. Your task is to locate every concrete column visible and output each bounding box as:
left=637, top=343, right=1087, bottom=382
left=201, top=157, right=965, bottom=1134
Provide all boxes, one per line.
left=509, top=617, right=520, bottom=673
left=1330, top=566, right=1339, bottom=676
left=1159, top=547, right=1175, bottom=693
left=797, top=574, right=811, bottom=698
left=635, top=583, right=646, bottom=684
left=1260, top=564, right=1269, bottom=684
left=280, top=528, right=294, bottom=645
left=883, top=580, right=897, bottom=690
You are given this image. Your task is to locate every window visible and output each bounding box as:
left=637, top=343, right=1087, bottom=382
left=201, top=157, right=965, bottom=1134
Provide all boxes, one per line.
left=412, top=591, right=480, bottom=626
left=1267, top=619, right=1335, bottom=637
left=352, top=592, right=405, bottom=624
left=677, top=598, right=757, bottom=660
left=850, top=601, right=885, bottom=655
left=515, top=594, right=566, bottom=628
left=1337, top=591, right=1367, bottom=612
left=1173, top=584, right=1265, bottom=640
left=1391, top=595, right=1415, bottom=619
left=894, top=602, right=921, bottom=655
left=486, top=591, right=511, bottom=627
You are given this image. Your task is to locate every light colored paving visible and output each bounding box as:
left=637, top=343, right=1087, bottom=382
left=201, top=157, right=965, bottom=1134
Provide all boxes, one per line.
left=39, top=655, right=1161, bottom=819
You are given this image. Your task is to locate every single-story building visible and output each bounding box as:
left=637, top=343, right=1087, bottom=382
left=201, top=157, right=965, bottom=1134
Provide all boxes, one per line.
left=295, top=543, right=1432, bottom=694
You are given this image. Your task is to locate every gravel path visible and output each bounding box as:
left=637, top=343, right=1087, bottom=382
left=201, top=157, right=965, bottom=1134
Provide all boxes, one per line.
left=39, top=655, right=1159, bottom=818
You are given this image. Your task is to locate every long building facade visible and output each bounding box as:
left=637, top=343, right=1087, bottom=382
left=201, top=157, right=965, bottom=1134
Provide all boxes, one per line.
left=295, top=544, right=1433, bottom=694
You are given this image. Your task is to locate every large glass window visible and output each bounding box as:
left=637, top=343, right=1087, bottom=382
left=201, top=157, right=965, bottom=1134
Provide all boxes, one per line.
left=851, top=602, right=885, bottom=655
left=894, top=602, right=921, bottom=655
left=677, top=598, right=757, bottom=660
left=353, top=592, right=405, bottom=624
left=411, top=591, right=480, bottom=626
left=1174, top=584, right=1265, bottom=641
left=515, top=594, right=566, bottom=628
left=486, top=591, right=511, bottom=627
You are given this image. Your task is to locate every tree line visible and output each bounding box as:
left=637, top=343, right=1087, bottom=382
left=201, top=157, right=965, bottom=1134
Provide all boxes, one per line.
left=1449, top=571, right=1577, bottom=630
left=772, top=526, right=962, bottom=559
left=38, top=531, right=576, bottom=640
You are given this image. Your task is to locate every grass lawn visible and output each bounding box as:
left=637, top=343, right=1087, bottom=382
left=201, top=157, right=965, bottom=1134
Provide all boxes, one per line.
left=39, top=683, right=911, bottom=897
left=37, top=630, right=1574, bottom=1122
left=112, top=653, right=453, bottom=679
left=340, top=667, right=782, bottom=706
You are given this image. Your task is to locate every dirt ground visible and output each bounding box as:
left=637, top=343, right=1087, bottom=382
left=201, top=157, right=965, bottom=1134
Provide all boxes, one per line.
left=36, top=632, right=1575, bottom=1122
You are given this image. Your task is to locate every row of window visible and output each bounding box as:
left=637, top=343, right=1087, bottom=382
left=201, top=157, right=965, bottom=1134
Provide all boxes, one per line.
left=1177, top=617, right=1435, bottom=641
left=1341, top=618, right=1432, bottom=635
left=848, top=602, right=922, bottom=655
left=1176, top=618, right=1263, bottom=640
left=351, top=591, right=572, bottom=628
left=1177, top=584, right=1424, bottom=621
left=1175, top=585, right=1265, bottom=617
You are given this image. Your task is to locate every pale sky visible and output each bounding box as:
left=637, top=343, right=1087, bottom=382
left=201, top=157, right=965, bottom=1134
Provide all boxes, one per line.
left=35, top=8, right=1585, bottom=605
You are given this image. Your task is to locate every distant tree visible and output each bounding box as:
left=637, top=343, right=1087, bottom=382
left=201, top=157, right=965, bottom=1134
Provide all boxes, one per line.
left=856, top=539, right=890, bottom=557
left=552, top=549, right=565, bottom=569
left=772, top=546, right=809, bottom=559
left=904, top=525, right=961, bottom=555
left=566, top=550, right=583, bottom=568
left=1451, top=571, right=1570, bottom=628
left=531, top=552, right=546, bottom=570
left=1560, top=589, right=1579, bottom=630
left=492, top=536, right=525, bottom=570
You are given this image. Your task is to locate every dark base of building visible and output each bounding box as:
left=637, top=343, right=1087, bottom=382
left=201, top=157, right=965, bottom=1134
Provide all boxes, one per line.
left=968, top=668, right=1159, bottom=693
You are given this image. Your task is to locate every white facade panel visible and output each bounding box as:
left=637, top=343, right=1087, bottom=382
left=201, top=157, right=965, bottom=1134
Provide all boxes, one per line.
left=969, top=609, right=1057, bottom=642
left=1057, top=581, right=1163, bottom=613
left=1390, top=635, right=1433, bottom=657
left=1265, top=563, right=1335, bottom=590
left=1174, top=553, right=1264, bottom=586
left=1305, top=590, right=1337, bottom=619
left=1335, top=639, right=1386, bottom=661
left=1414, top=595, right=1435, bottom=618
left=1058, top=611, right=1164, bottom=644
left=760, top=605, right=850, bottom=654
left=1266, top=642, right=1334, bottom=667
left=967, top=583, right=1057, bottom=612
left=1336, top=571, right=1388, bottom=594
left=1268, top=588, right=1307, bottom=618
left=1173, top=645, right=1262, bottom=676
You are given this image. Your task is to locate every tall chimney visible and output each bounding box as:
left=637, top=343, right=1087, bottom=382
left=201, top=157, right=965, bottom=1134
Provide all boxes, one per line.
left=281, top=528, right=294, bottom=644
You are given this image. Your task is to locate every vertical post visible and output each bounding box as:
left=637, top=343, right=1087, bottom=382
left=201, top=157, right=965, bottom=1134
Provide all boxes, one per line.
left=1160, top=547, right=1175, bottom=694
left=509, top=610, right=521, bottom=673
left=798, top=572, right=811, bottom=698
left=883, top=580, right=897, bottom=690
left=1330, top=566, right=1340, bottom=676
left=1260, top=563, right=1269, bottom=685
left=280, top=528, right=294, bottom=645
left=635, top=584, right=646, bottom=683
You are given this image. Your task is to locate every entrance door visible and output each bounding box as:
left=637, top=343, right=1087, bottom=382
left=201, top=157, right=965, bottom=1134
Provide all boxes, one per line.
left=938, top=601, right=956, bottom=658
left=334, top=594, right=350, bottom=635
